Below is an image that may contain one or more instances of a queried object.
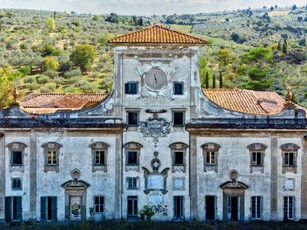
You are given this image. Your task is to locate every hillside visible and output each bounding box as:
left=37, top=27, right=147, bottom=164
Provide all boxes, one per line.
left=0, top=6, right=306, bottom=107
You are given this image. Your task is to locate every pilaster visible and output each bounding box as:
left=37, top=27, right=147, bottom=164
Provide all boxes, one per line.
left=270, top=137, right=278, bottom=220
left=29, top=131, right=37, bottom=219
left=0, top=132, right=5, bottom=222
left=189, top=134, right=198, bottom=219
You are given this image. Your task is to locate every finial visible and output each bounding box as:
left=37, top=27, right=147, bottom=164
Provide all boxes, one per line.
left=13, top=87, right=19, bottom=104
left=286, top=87, right=293, bottom=103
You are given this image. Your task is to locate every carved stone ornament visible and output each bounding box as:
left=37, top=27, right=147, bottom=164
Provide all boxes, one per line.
left=140, top=117, right=171, bottom=147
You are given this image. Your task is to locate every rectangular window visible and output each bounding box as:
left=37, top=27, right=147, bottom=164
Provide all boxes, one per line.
left=12, top=151, right=22, bottom=166
left=284, top=152, right=294, bottom=166
left=252, top=152, right=262, bottom=166
left=125, top=82, right=138, bottom=95
left=127, top=196, right=138, bottom=216
left=127, top=177, right=138, bottom=190
left=251, top=196, right=262, bottom=220
left=173, top=112, right=185, bottom=126
left=174, top=196, right=184, bottom=219
left=206, top=151, right=216, bottom=165
left=284, top=196, right=295, bottom=220
left=47, top=151, right=57, bottom=165
left=12, top=178, right=22, bottom=190
left=173, top=82, right=184, bottom=95
left=127, top=112, right=139, bottom=126
left=41, top=197, right=57, bottom=221
left=95, top=150, right=105, bottom=165
left=94, top=196, right=104, bottom=213
left=127, top=151, right=138, bottom=165
left=174, top=151, right=184, bottom=165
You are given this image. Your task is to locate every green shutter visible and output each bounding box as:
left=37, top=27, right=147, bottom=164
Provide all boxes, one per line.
left=16, top=196, right=22, bottom=221
left=51, top=197, right=57, bottom=221
left=5, top=197, right=11, bottom=222
left=41, top=197, right=46, bottom=221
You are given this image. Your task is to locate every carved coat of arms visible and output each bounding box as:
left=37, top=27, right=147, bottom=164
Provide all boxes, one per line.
left=140, top=118, right=170, bottom=146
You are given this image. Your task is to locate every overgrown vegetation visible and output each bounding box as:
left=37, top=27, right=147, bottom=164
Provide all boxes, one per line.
left=0, top=5, right=306, bottom=107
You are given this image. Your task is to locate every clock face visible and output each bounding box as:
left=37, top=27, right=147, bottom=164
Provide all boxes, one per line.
left=144, top=68, right=168, bottom=91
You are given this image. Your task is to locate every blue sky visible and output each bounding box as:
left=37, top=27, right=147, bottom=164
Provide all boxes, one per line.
left=0, top=0, right=306, bottom=15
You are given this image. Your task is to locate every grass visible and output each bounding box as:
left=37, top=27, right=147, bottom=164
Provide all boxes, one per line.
left=1, top=220, right=307, bottom=230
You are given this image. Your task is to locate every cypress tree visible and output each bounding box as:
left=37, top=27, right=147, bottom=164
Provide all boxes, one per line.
left=219, top=72, right=223, bottom=88
left=212, top=74, right=216, bottom=88
left=282, top=38, right=287, bottom=54
left=205, top=72, right=209, bottom=89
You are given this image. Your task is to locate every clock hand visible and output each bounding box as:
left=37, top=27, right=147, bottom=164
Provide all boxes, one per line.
left=154, top=74, right=157, bottom=84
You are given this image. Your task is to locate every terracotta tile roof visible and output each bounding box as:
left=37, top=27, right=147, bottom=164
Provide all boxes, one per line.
left=108, top=24, right=207, bottom=45
left=19, top=93, right=108, bottom=114
left=203, top=88, right=286, bottom=115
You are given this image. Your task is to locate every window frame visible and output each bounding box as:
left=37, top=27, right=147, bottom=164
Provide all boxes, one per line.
left=284, top=196, right=295, bottom=220
left=94, top=196, right=104, bottom=213
left=127, top=177, right=139, bottom=190
left=251, top=196, right=262, bottom=220
left=280, top=143, right=300, bottom=174
left=173, top=82, right=184, bottom=95
left=89, top=142, right=109, bottom=173
left=170, top=142, right=188, bottom=173
left=42, top=142, right=62, bottom=173
left=7, top=142, right=27, bottom=172
left=202, top=143, right=221, bottom=172
left=172, top=111, right=185, bottom=127
left=126, top=110, right=139, bottom=126
left=247, top=143, right=267, bottom=173
left=124, top=142, right=142, bottom=172
left=125, top=81, right=138, bottom=95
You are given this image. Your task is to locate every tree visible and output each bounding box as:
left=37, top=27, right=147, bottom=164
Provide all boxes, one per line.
left=292, top=5, right=297, bottom=11
left=70, top=44, right=98, bottom=72
left=282, top=38, right=287, bottom=54
left=0, top=66, right=14, bottom=108
left=42, top=56, right=59, bottom=71
left=46, top=17, right=56, bottom=32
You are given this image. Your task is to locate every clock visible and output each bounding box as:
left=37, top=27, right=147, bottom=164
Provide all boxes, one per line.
left=144, top=68, right=168, bottom=91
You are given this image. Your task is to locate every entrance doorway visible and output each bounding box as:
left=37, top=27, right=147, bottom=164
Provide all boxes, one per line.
left=205, top=196, right=215, bottom=220
left=228, top=197, right=239, bottom=220
left=127, top=196, right=138, bottom=218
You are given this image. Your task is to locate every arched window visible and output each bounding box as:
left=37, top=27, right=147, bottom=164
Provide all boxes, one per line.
left=42, top=142, right=62, bottom=172
left=7, top=142, right=27, bottom=172
left=169, top=142, right=188, bottom=173
left=89, top=142, right=109, bottom=172
left=124, top=142, right=142, bottom=172
left=280, top=143, right=300, bottom=174
left=247, top=143, right=267, bottom=173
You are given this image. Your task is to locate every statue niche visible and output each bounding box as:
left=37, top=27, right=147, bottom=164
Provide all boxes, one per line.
left=142, top=158, right=169, bottom=194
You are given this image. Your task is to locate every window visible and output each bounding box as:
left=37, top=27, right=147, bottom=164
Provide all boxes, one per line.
left=12, top=178, right=22, bottom=190
left=94, top=196, right=104, bottom=213
left=127, top=151, right=137, bottom=165
left=174, top=152, right=184, bottom=165
left=127, top=111, right=139, bottom=126
left=42, top=142, right=61, bottom=173
left=202, top=143, right=221, bottom=172
left=284, top=196, right=295, bottom=220
left=173, top=111, right=185, bottom=126
left=89, top=142, right=109, bottom=172
left=281, top=144, right=300, bottom=174
left=12, top=151, right=22, bottom=165
left=247, top=143, right=267, bottom=173
left=127, top=196, right=138, bottom=218
left=170, top=142, right=188, bottom=173
left=124, top=142, right=142, bottom=172
left=127, top=177, right=138, bottom=190
left=173, top=196, right=184, bottom=220
left=41, top=197, right=57, bottom=221
left=251, top=196, right=262, bottom=220
left=173, top=82, right=184, bottom=95
left=205, top=151, right=216, bottom=165
left=125, top=82, right=138, bottom=95
left=47, top=151, right=57, bottom=165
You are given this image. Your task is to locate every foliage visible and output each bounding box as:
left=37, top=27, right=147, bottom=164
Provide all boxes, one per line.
left=42, top=56, right=59, bottom=71
left=46, top=17, right=56, bottom=32
left=70, top=44, right=98, bottom=72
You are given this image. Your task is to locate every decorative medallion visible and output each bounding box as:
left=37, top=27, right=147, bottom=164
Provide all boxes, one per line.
left=140, top=117, right=171, bottom=147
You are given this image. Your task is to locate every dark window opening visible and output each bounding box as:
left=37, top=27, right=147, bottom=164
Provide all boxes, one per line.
left=94, top=196, right=104, bottom=213
left=127, top=112, right=138, bottom=126
left=174, top=151, right=184, bottom=165
left=174, top=82, right=184, bottom=95
left=173, top=112, right=184, bottom=126
left=206, top=196, right=215, bottom=220
left=127, top=151, right=137, bottom=165
left=95, top=150, right=105, bottom=165
left=284, top=152, right=294, bottom=166
left=12, top=151, right=22, bottom=165
left=127, top=196, right=138, bottom=216
left=252, top=152, right=262, bottom=166
left=125, top=82, right=138, bottom=95
left=12, top=179, right=22, bottom=190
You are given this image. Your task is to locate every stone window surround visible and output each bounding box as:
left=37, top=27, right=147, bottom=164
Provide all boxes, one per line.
left=247, top=143, right=267, bottom=173
left=280, top=143, right=300, bottom=174
left=201, top=143, right=221, bottom=173
left=126, top=177, right=139, bottom=190
left=126, top=109, right=140, bottom=127
left=7, top=142, right=27, bottom=173
left=89, top=142, right=109, bottom=173
left=124, top=142, right=143, bottom=172
left=169, top=142, right=189, bottom=173
left=42, top=142, right=62, bottom=173
left=172, top=110, right=186, bottom=127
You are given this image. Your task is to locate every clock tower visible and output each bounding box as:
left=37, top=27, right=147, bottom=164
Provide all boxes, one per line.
left=108, top=24, right=207, bottom=220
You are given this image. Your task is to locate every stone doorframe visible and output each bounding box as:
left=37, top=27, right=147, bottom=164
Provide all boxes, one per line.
left=220, top=180, right=248, bottom=221
left=62, top=179, right=90, bottom=221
